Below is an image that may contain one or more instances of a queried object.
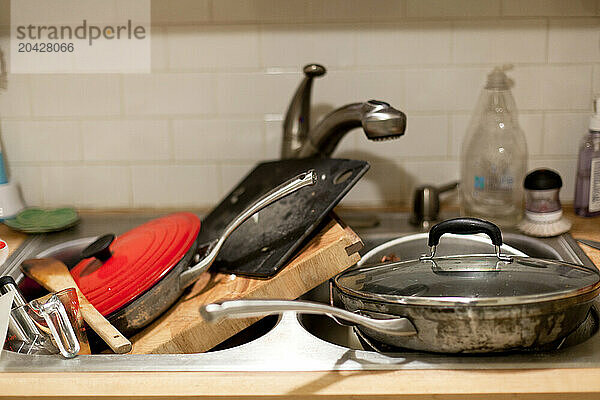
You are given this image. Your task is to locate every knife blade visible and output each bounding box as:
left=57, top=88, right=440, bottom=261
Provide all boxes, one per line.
left=577, top=239, right=600, bottom=251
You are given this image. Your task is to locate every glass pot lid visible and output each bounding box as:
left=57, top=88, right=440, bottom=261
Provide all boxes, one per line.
left=336, top=218, right=600, bottom=307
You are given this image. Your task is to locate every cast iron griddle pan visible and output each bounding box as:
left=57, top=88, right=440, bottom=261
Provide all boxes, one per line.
left=197, top=158, right=369, bottom=278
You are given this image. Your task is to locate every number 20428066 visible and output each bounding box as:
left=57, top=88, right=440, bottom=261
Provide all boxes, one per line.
left=18, top=42, right=74, bottom=52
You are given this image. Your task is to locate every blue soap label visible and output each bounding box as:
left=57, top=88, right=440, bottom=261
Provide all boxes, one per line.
left=474, top=176, right=485, bottom=190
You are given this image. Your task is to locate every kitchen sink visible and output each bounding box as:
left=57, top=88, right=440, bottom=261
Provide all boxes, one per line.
left=1, top=210, right=599, bottom=372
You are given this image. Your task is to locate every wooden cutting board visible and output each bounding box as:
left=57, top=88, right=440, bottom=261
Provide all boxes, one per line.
left=130, top=214, right=363, bottom=354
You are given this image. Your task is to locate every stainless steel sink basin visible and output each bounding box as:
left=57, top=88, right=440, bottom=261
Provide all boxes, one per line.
left=339, top=210, right=577, bottom=262
left=1, top=210, right=599, bottom=372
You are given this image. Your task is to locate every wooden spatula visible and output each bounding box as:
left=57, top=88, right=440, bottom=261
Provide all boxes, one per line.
left=21, top=258, right=132, bottom=354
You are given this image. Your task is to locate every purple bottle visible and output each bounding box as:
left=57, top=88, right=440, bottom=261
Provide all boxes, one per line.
left=574, top=98, right=600, bottom=217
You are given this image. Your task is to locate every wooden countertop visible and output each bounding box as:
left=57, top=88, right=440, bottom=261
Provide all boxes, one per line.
left=1, top=209, right=600, bottom=400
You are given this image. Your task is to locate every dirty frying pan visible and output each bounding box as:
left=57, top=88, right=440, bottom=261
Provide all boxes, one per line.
left=63, top=170, right=316, bottom=336
left=201, top=218, right=600, bottom=353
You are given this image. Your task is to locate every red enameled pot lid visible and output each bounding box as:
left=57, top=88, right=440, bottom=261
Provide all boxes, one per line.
left=70, top=212, right=201, bottom=316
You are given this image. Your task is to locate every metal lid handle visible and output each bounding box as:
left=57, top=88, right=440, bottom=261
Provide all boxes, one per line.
left=423, top=218, right=511, bottom=262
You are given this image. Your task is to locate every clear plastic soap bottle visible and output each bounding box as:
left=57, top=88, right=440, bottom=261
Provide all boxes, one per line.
left=460, top=66, right=528, bottom=227
left=574, top=97, right=600, bottom=217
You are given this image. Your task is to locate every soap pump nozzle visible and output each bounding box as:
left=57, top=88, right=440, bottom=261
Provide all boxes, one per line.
left=485, top=64, right=514, bottom=90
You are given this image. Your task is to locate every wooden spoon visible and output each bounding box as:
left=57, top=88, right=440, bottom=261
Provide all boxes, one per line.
left=21, top=258, right=132, bottom=354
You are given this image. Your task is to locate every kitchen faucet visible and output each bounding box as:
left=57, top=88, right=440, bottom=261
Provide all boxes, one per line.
left=281, top=64, right=407, bottom=159
left=410, top=181, right=459, bottom=228
left=281, top=64, right=326, bottom=158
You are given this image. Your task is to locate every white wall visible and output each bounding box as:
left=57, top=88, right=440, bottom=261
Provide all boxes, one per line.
left=0, top=0, right=599, bottom=209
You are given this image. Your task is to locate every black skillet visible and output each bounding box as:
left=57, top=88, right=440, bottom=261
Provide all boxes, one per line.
left=68, top=170, right=317, bottom=336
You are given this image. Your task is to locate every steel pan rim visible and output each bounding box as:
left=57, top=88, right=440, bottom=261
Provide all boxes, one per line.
left=339, top=292, right=598, bottom=353
left=334, top=256, right=600, bottom=307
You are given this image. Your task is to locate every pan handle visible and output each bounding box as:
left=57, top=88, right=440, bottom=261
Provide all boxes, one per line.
left=423, top=218, right=512, bottom=262
left=179, top=170, right=318, bottom=288
left=200, top=299, right=417, bottom=337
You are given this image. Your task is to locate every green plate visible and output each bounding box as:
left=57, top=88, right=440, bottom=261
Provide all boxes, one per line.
left=4, top=208, right=80, bottom=233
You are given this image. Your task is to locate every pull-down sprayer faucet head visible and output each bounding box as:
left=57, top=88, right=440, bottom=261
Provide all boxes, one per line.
left=298, top=100, right=407, bottom=158
left=361, top=100, right=407, bottom=141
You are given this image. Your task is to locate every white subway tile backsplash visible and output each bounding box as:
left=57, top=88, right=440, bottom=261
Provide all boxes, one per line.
left=404, top=68, right=488, bottom=111
left=0, top=28, right=8, bottom=68
left=12, top=1, right=125, bottom=25
left=0, top=75, right=31, bottom=117
left=407, top=0, right=500, bottom=17
left=519, top=114, right=545, bottom=156
left=82, top=120, right=170, bottom=161
left=355, top=114, right=448, bottom=159
left=402, top=69, right=450, bottom=111
left=327, top=128, right=360, bottom=158
left=151, top=27, right=169, bottom=71
left=9, top=165, right=42, bottom=206
left=168, top=26, right=260, bottom=70
left=308, top=0, right=404, bottom=21
left=356, top=22, right=452, bottom=67
left=215, top=72, right=300, bottom=115
left=449, top=68, right=493, bottom=111
left=342, top=160, right=459, bottom=206
left=511, top=67, right=544, bottom=110
left=311, top=70, right=404, bottom=113
left=453, top=20, right=547, bottom=64
left=212, top=0, right=307, bottom=23
left=502, top=0, right=598, bottom=16
left=0, top=0, right=9, bottom=26
left=266, top=115, right=356, bottom=159
left=5, top=4, right=597, bottom=208
left=151, top=0, right=210, bottom=25
left=541, top=66, right=592, bottom=110
left=340, top=161, right=404, bottom=205
left=261, top=25, right=355, bottom=69
left=42, top=166, right=131, bottom=208
left=451, top=113, right=470, bottom=157
left=132, top=164, right=219, bottom=207
left=173, top=119, right=264, bottom=161
left=504, top=66, right=591, bottom=112
left=548, top=19, right=600, bottom=63
left=30, top=75, right=120, bottom=117
left=1, top=120, right=81, bottom=162
left=543, top=113, right=589, bottom=156
left=402, top=160, right=460, bottom=194
left=123, top=73, right=215, bottom=116
left=264, top=118, right=283, bottom=160
left=219, top=162, right=258, bottom=197
left=594, top=65, right=600, bottom=95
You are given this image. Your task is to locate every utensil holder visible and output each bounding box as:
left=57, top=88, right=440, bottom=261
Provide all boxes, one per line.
left=0, top=181, right=25, bottom=219
left=4, top=288, right=88, bottom=358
